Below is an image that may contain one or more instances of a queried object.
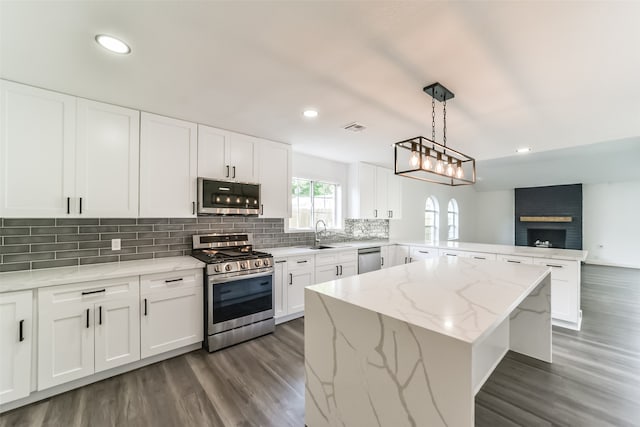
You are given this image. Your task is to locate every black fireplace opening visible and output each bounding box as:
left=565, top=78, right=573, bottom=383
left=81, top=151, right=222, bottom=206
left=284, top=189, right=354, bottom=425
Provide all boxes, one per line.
left=527, top=228, right=567, bottom=249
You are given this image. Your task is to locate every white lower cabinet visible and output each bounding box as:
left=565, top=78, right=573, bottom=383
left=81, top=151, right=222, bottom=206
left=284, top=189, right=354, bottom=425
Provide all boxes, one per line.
left=38, top=276, right=140, bottom=390
left=273, top=258, right=288, bottom=319
left=409, top=246, right=438, bottom=262
left=0, top=291, right=33, bottom=404
left=389, top=245, right=411, bottom=266
left=380, top=246, right=390, bottom=269
left=140, top=269, right=203, bottom=358
left=315, top=249, right=358, bottom=282
left=532, top=258, right=579, bottom=324
left=286, top=255, right=315, bottom=314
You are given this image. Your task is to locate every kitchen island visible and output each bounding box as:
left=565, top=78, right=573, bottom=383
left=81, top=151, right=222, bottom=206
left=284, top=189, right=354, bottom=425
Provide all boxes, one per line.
left=305, top=256, right=552, bottom=426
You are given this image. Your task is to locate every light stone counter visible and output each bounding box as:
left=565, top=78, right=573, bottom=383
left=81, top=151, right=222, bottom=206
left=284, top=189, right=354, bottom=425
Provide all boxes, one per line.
left=0, top=256, right=205, bottom=293
left=305, top=256, right=552, bottom=426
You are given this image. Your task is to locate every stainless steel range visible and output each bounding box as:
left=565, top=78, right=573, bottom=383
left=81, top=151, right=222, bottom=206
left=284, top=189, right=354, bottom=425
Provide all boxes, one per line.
left=191, top=233, right=274, bottom=352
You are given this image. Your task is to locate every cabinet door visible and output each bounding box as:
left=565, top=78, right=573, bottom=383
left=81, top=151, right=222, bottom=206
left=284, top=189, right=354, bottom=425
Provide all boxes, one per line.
left=274, top=260, right=288, bottom=319
left=393, top=245, right=410, bottom=265
left=380, top=246, right=390, bottom=269
left=256, top=141, right=291, bottom=218
left=0, top=291, right=32, bottom=404
left=387, top=173, right=402, bottom=219
left=340, top=261, right=358, bottom=278
left=197, top=124, right=229, bottom=179
left=140, top=112, right=197, bottom=217
left=76, top=99, right=140, bottom=217
left=227, top=132, right=255, bottom=182
left=140, top=286, right=203, bottom=358
left=94, top=297, right=140, bottom=373
left=316, top=264, right=339, bottom=284
left=287, top=269, right=314, bottom=314
left=375, top=167, right=389, bottom=218
left=0, top=80, right=76, bottom=217
left=38, top=300, right=94, bottom=390
left=359, top=163, right=377, bottom=219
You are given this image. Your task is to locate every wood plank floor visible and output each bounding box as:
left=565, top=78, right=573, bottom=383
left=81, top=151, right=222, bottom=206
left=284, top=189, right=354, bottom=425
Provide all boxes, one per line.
left=2, top=264, right=639, bottom=426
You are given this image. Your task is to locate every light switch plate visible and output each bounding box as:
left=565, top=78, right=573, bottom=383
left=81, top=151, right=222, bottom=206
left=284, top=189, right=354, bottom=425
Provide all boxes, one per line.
left=111, top=238, right=121, bottom=251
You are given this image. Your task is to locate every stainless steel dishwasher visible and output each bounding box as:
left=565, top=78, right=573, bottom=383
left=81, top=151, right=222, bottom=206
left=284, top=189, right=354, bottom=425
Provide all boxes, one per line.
left=358, top=247, right=381, bottom=274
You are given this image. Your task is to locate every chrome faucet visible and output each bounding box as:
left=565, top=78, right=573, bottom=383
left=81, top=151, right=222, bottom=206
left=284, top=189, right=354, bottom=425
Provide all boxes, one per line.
left=314, top=219, right=327, bottom=247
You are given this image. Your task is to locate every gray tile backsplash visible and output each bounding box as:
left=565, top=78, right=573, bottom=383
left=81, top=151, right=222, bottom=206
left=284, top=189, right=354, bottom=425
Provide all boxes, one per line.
left=0, top=217, right=389, bottom=272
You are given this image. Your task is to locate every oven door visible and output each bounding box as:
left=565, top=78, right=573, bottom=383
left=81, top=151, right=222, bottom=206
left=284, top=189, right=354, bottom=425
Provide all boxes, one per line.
left=198, top=178, right=260, bottom=215
left=208, top=271, right=274, bottom=335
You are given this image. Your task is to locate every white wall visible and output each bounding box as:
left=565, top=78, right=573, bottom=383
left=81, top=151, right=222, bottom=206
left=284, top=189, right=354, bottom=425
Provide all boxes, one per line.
left=291, top=152, right=349, bottom=226
left=583, top=181, right=640, bottom=268
left=389, top=178, right=477, bottom=242
left=472, top=190, right=514, bottom=245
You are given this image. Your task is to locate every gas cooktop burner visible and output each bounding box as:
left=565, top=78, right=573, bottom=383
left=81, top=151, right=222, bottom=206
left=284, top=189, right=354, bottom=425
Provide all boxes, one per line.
left=191, top=233, right=273, bottom=276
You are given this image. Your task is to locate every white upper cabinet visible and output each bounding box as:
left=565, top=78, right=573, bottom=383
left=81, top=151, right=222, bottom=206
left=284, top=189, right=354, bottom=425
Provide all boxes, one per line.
left=255, top=140, right=291, bottom=218
left=0, top=80, right=76, bottom=217
left=349, top=163, right=402, bottom=219
left=76, top=99, right=140, bottom=217
left=140, top=112, right=198, bottom=217
left=0, top=80, right=140, bottom=218
left=197, top=124, right=255, bottom=182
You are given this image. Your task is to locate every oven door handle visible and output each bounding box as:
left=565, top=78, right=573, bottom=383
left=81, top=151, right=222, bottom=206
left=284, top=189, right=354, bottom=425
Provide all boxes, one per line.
left=210, top=270, right=274, bottom=284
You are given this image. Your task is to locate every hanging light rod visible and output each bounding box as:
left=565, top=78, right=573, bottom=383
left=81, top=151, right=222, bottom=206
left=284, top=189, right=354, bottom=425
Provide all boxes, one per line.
left=394, top=82, right=476, bottom=186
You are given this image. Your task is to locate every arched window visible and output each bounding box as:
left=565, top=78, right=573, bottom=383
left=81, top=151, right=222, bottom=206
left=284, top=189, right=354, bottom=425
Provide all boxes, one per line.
left=425, top=196, right=439, bottom=243
left=447, top=198, right=459, bottom=240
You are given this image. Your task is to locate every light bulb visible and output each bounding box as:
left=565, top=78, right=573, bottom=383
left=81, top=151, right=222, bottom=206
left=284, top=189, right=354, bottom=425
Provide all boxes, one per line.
left=435, top=153, right=444, bottom=174
left=226, top=197, right=231, bottom=203
left=456, top=160, right=464, bottom=179
left=409, top=142, right=419, bottom=167
left=446, top=158, right=455, bottom=176
left=423, top=155, right=433, bottom=170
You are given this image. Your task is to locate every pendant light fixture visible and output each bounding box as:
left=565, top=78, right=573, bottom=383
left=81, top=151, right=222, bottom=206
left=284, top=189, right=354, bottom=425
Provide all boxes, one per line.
left=394, top=82, right=476, bottom=186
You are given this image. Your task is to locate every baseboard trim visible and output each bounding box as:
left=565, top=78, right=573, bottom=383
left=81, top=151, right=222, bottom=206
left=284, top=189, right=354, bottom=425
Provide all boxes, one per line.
left=552, top=310, right=582, bottom=331
left=584, top=259, right=640, bottom=270
left=275, top=311, right=304, bottom=325
left=0, top=342, right=202, bottom=413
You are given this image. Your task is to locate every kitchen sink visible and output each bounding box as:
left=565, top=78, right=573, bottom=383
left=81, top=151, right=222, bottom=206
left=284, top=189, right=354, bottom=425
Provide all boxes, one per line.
left=309, top=245, right=335, bottom=250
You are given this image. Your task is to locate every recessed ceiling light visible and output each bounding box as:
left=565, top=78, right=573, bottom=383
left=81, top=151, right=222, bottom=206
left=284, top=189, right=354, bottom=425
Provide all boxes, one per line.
left=516, top=147, right=532, bottom=153
left=95, top=34, right=131, bottom=54
left=303, top=109, right=318, bottom=118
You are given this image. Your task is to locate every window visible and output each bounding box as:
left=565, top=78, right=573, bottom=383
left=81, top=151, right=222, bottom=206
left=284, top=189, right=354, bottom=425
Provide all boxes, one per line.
left=447, top=198, right=459, bottom=240
left=425, top=196, right=439, bottom=243
left=290, top=178, right=340, bottom=229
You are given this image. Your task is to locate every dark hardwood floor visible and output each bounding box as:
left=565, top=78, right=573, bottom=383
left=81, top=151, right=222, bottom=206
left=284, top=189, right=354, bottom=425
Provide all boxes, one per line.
left=1, top=264, right=639, bottom=426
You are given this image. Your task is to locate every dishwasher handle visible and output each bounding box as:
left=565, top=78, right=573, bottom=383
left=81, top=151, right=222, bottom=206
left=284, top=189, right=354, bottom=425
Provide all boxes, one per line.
left=357, top=247, right=381, bottom=255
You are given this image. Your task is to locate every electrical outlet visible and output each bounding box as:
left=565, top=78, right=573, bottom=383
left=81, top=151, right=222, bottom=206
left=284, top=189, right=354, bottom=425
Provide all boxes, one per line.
left=111, top=238, right=121, bottom=251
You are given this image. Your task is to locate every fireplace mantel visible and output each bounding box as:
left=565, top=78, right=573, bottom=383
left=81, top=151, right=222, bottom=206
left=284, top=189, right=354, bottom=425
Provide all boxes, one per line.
left=520, top=216, right=573, bottom=223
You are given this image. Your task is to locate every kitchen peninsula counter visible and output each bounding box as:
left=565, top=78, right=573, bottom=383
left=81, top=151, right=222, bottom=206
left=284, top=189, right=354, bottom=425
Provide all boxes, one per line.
left=305, top=256, right=552, bottom=426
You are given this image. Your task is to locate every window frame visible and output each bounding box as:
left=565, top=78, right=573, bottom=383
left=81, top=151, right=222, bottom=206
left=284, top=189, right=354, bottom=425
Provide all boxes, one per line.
left=289, top=177, right=342, bottom=231
left=424, top=195, right=440, bottom=243
left=447, top=198, right=459, bottom=241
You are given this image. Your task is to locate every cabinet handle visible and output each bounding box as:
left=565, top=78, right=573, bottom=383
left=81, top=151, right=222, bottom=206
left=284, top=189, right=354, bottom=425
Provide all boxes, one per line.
left=275, top=260, right=286, bottom=263
left=19, top=319, right=24, bottom=342
left=446, top=253, right=457, bottom=257
left=336, top=265, right=339, bottom=275
left=82, top=289, right=106, bottom=296
left=99, top=306, right=102, bottom=325
left=374, top=209, right=378, bottom=218
left=546, top=264, right=564, bottom=268
left=507, top=260, right=521, bottom=264
left=79, top=197, right=83, bottom=214
left=86, top=308, right=90, bottom=329
left=390, top=210, right=393, bottom=218
left=339, top=265, right=343, bottom=275
left=404, top=257, right=407, bottom=263
left=289, top=273, right=293, bottom=285
left=260, top=204, right=264, bottom=215
left=418, top=250, right=430, bottom=254
left=226, top=165, right=230, bottom=178
left=67, top=197, right=70, bottom=214
left=165, top=278, right=184, bottom=283
left=232, top=166, right=236, bottom=179
left=409, top=257, right=412, bottom=262
left=144, top=298, right=148, bottom=316
left=192, top=201, right=196, bottom=215
left=473, top=256, right=486, bottom=260
left=297, top=260, right=308, bottom=264
left=381, top=257, right=384, bottom=267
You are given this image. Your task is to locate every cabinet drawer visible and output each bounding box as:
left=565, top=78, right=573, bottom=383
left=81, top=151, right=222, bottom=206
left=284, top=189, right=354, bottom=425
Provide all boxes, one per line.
left=315, top=252, right=339, bottom=267
left=39, top=276, right=139, bottom=306
left=140, top=268, right=203, bottom=295
left=287, top=255, right=315, bottom=271
left=338, top=249, right=358, bottom=264
left=438, top=249, right=468, bottom=258
left=410, top=247, right=437, bottom=258
left=465, top=252, right=497, bottom=261
left=532, top=258, right=576, bottom=282
left=497, top=254, right=534, bottom=265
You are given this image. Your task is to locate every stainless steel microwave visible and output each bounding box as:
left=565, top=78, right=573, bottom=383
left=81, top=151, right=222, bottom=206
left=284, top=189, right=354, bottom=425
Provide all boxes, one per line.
left=197, top=178, right=261, bottom=216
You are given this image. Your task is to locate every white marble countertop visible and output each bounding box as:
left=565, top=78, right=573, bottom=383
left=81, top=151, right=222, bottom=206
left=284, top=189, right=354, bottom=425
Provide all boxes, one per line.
left=265, top=239, right=587, bottom=261
left=306, top=256, right=550, bottom=344
left=0, top=256, right=205, bottom=293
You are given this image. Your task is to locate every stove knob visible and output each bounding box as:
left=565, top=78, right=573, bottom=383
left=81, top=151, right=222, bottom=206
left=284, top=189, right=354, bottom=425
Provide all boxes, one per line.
left=262, top=259, right=270, bottom=267
left=240, top=262, right=247, bottom=270
left=225, top=264, right=232, bottom=272
left=214, top=265, right=222, bottom=273
left=254, top=260, right=262, bottom=268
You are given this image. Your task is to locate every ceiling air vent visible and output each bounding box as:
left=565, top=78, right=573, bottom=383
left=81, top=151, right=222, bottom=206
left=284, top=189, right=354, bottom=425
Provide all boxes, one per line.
left=343, top=122, right=366, bottom=132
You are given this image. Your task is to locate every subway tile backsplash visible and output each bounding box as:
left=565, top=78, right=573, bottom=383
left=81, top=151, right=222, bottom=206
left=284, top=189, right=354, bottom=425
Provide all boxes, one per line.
left=0, top=217, right=388, bottom=272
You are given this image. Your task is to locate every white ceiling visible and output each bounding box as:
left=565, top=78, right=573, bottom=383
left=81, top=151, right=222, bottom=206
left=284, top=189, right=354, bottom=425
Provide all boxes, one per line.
left=1, top=1, right=639, bottom=177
